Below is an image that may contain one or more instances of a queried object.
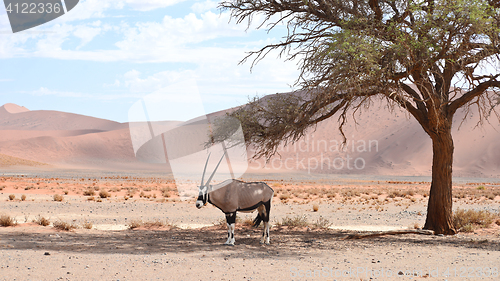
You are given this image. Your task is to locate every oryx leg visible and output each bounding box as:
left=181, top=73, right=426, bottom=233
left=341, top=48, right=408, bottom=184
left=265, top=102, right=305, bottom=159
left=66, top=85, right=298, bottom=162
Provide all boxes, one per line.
left=224, top=212, right=236, bottom=246
left=258, top=200, right=271, bottom=244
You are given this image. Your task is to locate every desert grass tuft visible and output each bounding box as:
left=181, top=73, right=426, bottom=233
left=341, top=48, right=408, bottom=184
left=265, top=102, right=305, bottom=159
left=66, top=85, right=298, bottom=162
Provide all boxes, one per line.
left=83, top=188, right=95, bottom=196
left=53, top=220, right=77, bottom=231
left=127, top=219, right=175, bottom=229
left=82, top=220, right=93, bottom=229
left=452, top=208, right=499, bottom=233
left=33, top=215, right=50, bottom=226
left=0, top=214, right=17, bottom=227
left=312, top=216, right=331, bottom=229
left=53, top=194, right=64, bottom=202
left=99, top=190, right=111, bottom=198
left=21, top=194, right=26, bottom=201
left=276, top=215, right=309, bottom=228
left=8, top=194, right=15, bottom=201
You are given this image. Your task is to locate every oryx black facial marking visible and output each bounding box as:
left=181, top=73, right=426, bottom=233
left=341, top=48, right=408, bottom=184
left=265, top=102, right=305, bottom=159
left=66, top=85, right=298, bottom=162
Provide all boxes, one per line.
left=195, top=153, right=274, bottom=245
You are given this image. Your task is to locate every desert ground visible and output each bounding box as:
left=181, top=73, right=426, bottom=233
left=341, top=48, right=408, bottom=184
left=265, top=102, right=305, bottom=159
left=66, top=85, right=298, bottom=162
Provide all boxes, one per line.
left=1, top=169, right=500, bottom=280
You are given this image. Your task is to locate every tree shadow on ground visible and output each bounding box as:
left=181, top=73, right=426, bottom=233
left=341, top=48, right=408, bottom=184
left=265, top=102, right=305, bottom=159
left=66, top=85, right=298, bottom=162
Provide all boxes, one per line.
left=0, top=227, right=499, bottom=258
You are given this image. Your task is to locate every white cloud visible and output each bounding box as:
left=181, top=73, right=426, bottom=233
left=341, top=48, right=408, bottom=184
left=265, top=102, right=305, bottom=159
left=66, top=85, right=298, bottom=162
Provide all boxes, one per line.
left=191, top=0, right=218, bottom=14
left=32, top=87, right=89, bottom=98
left=73, top=24, right=102, bottom=49
left=124, top=0, right=188, bottom=11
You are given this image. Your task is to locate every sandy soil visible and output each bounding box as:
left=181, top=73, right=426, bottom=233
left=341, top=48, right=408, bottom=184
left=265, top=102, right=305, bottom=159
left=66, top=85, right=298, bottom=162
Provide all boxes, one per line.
left=1, top=171, right=500, bottom=280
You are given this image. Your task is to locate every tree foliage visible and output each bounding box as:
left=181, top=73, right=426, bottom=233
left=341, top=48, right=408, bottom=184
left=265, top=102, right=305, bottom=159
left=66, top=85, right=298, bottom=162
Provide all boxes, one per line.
left=218, top=0, right=500, bottom=159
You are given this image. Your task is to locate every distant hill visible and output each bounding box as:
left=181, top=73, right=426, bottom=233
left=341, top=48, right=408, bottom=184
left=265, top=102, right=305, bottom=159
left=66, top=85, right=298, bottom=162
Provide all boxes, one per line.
left=0, top=100, right=499, bottom=177
left=0, top=153, right=49, bottom=167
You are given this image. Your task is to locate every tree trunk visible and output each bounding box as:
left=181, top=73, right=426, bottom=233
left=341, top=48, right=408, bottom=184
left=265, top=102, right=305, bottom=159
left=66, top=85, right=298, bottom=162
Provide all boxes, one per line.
left=423, top=123, right=456, bottom=235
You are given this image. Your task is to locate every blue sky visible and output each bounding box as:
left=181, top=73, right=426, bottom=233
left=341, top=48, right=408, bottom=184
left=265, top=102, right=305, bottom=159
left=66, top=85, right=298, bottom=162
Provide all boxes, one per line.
left=0, top=0, right=299, bottom=122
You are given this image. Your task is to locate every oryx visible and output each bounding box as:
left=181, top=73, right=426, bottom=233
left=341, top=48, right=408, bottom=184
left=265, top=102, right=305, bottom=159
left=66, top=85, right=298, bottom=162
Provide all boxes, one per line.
left=196, top=154, right=274, bottom=245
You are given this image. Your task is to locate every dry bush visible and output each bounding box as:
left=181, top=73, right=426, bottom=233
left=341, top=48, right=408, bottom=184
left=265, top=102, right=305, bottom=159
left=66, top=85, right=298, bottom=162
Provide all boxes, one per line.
left=99, top=190, right=111, bottom=198
left=161, top=188, right=172, bottom=198
left=326, top=191, right=337, bottom=199
left=82, top=220, right=93, bottom=229
left=87, top=196, right=95, bottom=201
left=127, top=219, right=173, bottom=229
left=53, top=220, right=77, bottom=231
left=453, top=189, right=467, bottom=199
left=8, top=194, right=15, bottom=201
left=341, top=189, right=360, bottom=198
left=83, top=188, right=95, bottom=196
left=0, top=185, right=5, bottom=191
left=312, top=216, right=331, bottom=229
left=240, top=216, right=255, bottom=227
left=139, top=191, right=145, bottom=198
left=276, top=215, right=309, bottom=228
left=312, top=203, right=319, bottom=212
left=63, top=190, right=69, bottom=195
left=0, top=214, right=17, bottom=227
left=34, top=215, right=50, bottom=226
left=279, top=193, right=291, bottom=201
left=404, top=190, right=415, bottom=198
left=387, top=190, right=403, bottom=198
left=21, top=194, right=26, bottom=201
left=410, top=222, right=421, bottom=230
left=452, top=209, right=499, bottom=233
left=53, top=194, right=64, bottom=202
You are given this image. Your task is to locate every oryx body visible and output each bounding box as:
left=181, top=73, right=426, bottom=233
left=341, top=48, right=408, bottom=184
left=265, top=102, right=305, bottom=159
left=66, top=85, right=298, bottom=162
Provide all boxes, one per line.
left=196, top=155, right=274, bottom=245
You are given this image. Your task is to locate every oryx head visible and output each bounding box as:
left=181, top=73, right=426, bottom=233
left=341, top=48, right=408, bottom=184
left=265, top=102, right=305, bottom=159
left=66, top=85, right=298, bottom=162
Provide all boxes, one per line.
left=196, top=153, right=225, bottom=209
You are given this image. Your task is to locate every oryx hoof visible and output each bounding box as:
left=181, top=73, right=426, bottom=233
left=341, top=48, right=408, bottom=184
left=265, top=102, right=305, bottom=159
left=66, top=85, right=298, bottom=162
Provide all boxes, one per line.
left=224, top=243, right=234, bottom=246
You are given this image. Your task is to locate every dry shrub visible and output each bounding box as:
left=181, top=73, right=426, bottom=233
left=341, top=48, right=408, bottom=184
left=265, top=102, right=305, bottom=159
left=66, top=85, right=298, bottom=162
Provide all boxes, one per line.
left=312, top=216, right=331, bottom=229
left=0, top=185, right=5, bottom=191
left=410, top=222, right=420, bottom=230
left=276, top=215, right=309, bottom=228
left=83, top=188, right=95, bottom=196
left=82, top=220, right=93, bottom=229
left=53, top=220, right=77, bottom=231
left=341, top=189, right=360, bottom=198
left=240, top=216, right=255, bottom=227
left=99, top=190, right=111, bottom=198
left=8, top=194, right=15, bottom=201
left=387, top=190, right=403, bottom=198
left=312, top=203, right=319, bottom=212
left=279, top=193, right=291, bottom=201
left=127, top=219, right=173, bottom=229
left=161, top=188, right=172, bottom=198
left=404, top=190, right=415, bottom=198
left=21, top=194, right=26, bottom=201
left=34, top=215, right=50, bottom=226
left=452, top=209, right=499, bottom=233
left=0, top=214, right=17, bottom=227
left=53, top=194, right=64, bottom=202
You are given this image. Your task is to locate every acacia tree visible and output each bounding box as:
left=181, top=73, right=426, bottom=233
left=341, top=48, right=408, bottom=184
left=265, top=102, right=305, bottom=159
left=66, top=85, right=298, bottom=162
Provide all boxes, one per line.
left=217, top=0, right=500, bottom=234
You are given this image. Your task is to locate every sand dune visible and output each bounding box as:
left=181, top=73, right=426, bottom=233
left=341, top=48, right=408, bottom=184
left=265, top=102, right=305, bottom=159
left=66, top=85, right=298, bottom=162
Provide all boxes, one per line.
left=0, top=100, right=499, bottom=177
left=0, top=153, right=48, bottom=167
left=0, top=104, right=127, bottom=131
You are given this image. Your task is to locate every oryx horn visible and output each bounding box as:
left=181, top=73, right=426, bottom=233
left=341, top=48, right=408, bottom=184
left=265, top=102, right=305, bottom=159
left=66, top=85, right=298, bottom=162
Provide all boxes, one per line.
left=205, top=152, right=226, bottom=186
left=201, top=153, right=211, bottom=186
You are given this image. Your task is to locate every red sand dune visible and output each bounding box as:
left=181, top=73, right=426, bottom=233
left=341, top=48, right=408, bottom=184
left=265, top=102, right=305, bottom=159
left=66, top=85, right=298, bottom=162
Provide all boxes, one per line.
left=0, top=101, right=499, bottom=177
